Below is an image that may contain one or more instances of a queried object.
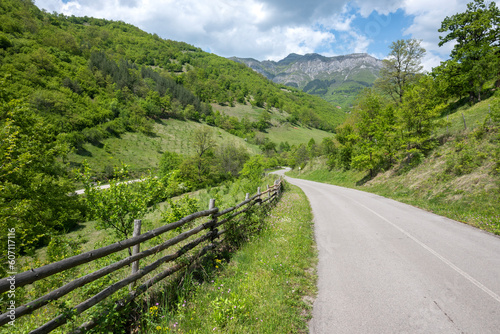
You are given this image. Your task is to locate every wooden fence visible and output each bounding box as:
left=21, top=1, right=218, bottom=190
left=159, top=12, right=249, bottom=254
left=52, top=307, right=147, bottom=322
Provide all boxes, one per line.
left=0, top=178, right=283, bottom=333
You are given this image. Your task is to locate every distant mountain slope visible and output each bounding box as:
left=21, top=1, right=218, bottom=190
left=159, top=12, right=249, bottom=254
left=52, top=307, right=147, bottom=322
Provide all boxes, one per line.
left=230, top=53, right=383, bottom=109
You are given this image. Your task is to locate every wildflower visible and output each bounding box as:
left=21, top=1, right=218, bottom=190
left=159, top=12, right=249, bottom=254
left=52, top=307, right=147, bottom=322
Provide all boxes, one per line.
left=156, top=326, right=162, bottom=330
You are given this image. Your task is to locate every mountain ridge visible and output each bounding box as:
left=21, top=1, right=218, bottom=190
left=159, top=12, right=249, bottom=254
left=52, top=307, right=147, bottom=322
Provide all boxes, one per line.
left=229, top=53, right=384, bottom=108
left=229, top=53, right=383, bottom=88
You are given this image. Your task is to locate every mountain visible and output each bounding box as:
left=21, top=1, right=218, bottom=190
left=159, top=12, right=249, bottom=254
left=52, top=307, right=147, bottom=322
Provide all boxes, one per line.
left=230, top=53, right=384, bottom=109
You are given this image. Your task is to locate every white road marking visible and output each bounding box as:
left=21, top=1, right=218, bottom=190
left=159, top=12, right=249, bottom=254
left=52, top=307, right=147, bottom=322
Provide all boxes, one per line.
left=347, top=195, right=500, bottom=304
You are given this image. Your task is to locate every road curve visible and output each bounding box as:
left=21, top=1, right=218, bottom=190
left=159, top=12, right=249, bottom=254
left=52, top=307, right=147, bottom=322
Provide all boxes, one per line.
left=274, top=169, right=500, bottom=333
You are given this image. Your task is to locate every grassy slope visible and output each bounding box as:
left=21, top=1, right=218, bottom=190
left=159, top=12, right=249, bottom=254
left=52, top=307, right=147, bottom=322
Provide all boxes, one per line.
left=213, top=103, right=333, bottom=146
left=68, top=118, right=261, bottom=177
left=212, top=104, right=282, bottom=123
left=265, top=123, right=332, bottom=146
left=71, top=102, right=334, bottom=179
left=288, top=93, right=500, bottom=235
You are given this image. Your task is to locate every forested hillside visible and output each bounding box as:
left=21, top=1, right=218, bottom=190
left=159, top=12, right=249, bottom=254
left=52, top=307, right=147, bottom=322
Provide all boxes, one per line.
left=0, top=0, right=341, bottom=253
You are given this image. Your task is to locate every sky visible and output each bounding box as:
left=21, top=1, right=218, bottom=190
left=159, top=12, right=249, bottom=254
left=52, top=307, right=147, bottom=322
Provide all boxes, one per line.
left=34, top=0, right=474, bottom=71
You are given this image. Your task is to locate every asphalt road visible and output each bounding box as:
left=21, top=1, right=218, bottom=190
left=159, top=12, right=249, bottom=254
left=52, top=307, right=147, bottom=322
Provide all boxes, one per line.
left=274, top=169, right=500, bottom=334
left=74, top=178, right=144, bottom=195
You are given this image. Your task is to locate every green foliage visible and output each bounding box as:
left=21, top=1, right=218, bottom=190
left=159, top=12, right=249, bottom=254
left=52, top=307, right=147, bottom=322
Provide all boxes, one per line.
left=325, top=75, right=446, bottom=174
left=215, top=142, right=250, bottom=177
left=445, top=135, right=489, bottom=176
left=397, top=76, right=446, bottom=160
left=350, top=90, right=389, bottom=174
left=376, top=39, right=426, bottom=104
left=0, top=99, right=82, bottom=254
left=162, top=195, right=199, bottom=232
left=437, top=0, right=500, bottom=102
left=158, top=151, right=183, bottom=177
left=46, top=234, right=83, bottom=262
left=0, top=33, right=12, bottom=49
left=239, top=155, right=265, bottom=183
left=77, top=162, right=160, bottom=241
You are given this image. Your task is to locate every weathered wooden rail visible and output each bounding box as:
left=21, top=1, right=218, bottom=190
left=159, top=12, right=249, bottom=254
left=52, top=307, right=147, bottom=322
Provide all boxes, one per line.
left=0, top=178, right=283, bottom=333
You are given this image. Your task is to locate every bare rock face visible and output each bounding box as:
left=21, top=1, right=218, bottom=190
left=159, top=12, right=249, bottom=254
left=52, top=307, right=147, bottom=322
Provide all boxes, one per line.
left=229, top=53, right=383, bottom=90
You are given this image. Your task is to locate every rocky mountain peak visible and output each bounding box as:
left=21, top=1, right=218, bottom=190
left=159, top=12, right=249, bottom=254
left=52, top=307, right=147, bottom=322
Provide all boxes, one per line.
left=230, top=53, right=383, bottom=89
left=230, top=52, right=384, bottom=108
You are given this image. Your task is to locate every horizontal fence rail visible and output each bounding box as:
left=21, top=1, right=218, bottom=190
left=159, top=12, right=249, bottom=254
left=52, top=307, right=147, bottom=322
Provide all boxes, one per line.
left=0, top=178, right=283, bottom=333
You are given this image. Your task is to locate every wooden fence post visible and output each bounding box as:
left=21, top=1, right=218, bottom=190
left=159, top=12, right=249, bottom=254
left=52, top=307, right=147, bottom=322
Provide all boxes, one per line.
left=129, top=219, right=142, bottom=291
left=245, top=193, right=249, bottom=200
left=209, top=199, right=218, bottom=241
left=267, top=185, right=270, bottom=198
left=462, top=113, right=467, bottom=130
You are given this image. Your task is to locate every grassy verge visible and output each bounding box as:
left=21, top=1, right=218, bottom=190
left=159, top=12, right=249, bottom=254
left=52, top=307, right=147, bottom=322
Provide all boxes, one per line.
left=286, top=159, right=364, bottom=188
left=138, top=183, right=317, bottom=333
left=288, top=152, right=500, bottom=236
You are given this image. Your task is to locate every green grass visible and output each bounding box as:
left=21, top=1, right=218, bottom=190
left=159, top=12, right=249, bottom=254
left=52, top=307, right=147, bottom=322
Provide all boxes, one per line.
left=212, top=102, right=334, bottom=146
left=437, top=93, right=499, bottom=135
left=265, top=123, right=332, bottom=146
left=139, top=183, right=317, bottom=333
left=212, top=104, right=289, bottom=124
left=68, top=111, right=333, bottom=180
left=287, top=161, right=364, bottom=188
left=68, top=119, right=260, bottom=177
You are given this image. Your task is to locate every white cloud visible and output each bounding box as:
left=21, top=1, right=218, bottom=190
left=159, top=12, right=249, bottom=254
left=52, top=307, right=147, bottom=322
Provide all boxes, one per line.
left=34, top=0, right=474, bottom=70
left=402, top=0, right=470, bottom=70
left=354, top=0, right=404, bottom=17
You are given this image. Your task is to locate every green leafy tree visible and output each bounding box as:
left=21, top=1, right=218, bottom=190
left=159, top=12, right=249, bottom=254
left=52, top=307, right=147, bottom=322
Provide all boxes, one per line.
left=192, top=127, right=216, bottom=183
left=438, top=0, right=500, bottom=101
left=215, top=143, right=249, bottom=177
left=78, top=162, right=158, bottom=244
left=158, top=151, right=183, bottom=177
left=351, top=90, right=388, bottom=176
left=335, top=124, right=356, bottom=170
left=239, top=155, right=265, bottom=182
left=376, top=39, right=426, bottom=104
left=162, top=195, right=199, bottom=232
left=396, top=76, right=446, bottom=163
